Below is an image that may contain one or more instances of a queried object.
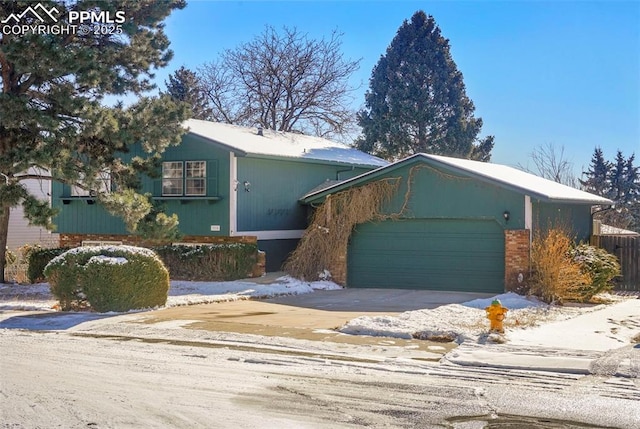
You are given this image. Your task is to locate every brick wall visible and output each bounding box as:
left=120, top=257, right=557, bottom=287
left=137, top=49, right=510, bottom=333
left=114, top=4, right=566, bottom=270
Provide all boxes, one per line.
left=504, top=229, right=530, bottom=292
left=59, top=233, right=265, bottom=278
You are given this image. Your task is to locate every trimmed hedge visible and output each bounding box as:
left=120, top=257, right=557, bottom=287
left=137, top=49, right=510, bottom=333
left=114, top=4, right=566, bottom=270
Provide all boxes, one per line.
left=30, top=242, right=260, bottom=285
left=27, top=247, right=70, bottom=283
left=44, top=246, right=169, bottom=312
left=153, top=243, right=259, bottom=281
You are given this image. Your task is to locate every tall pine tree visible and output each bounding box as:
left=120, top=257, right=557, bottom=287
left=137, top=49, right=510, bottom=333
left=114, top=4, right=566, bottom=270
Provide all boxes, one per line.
left=581, top=148, right=640, bottom=231
left=164, top=66, right=212, bottom=120
left=356, top=11, right=494, bottom=161
left=580, top=148, right=610, bottom=196
left=0, top=1, right=188, bottom=282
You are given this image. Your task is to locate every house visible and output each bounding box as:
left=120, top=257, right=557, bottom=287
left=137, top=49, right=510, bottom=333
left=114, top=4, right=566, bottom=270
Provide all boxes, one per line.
left=7, top=169, right=59, bottom=252
left=51, top=120, right=388, bottom=271
left=299, top=153, right=612, bottom=293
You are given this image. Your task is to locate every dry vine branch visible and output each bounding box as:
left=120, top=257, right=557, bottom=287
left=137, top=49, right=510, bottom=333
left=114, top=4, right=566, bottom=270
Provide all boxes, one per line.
left=284, top=178, right=400, bottom=281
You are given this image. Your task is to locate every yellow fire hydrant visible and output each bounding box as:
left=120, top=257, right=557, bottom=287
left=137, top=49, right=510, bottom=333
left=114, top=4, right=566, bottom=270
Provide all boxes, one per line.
left=485, top=299, right=508, bottom=333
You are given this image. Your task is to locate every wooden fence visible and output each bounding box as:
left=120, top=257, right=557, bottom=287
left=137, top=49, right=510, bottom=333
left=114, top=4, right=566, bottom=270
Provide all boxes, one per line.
left=594, top=235, right=640, bottom=291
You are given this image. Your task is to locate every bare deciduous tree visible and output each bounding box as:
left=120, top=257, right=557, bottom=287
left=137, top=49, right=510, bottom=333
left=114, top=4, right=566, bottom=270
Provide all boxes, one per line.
left=198, top=26, right=360, bottom=139
left=519, top=142, right=578, bottom=187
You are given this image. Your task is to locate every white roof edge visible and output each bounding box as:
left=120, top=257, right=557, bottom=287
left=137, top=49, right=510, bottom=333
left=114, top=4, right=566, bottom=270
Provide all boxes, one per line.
left=302, top=153, right=613, bottom=205
left=422, top=154, right=612, bottom=204
left=182, top=119, right=388, bottom=168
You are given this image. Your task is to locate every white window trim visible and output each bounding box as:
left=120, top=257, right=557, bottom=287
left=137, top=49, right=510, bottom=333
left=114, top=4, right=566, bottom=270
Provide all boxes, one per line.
left=71, top=170, right=111, bottom=197
left=229, top=153, right=238, bottom=235
left=162, top=161, right=184, bottom=196
left=184, top=160, right=207, bottom=196
left=162, top=160, right=207, bottom=197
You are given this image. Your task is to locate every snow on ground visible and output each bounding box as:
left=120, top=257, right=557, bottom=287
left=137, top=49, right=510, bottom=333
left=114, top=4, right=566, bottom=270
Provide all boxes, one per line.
left=0, top=276, right=340, bottom=312
left=1, top=278, right=638, bottom=351
left=339, top=292, right=615, bottom=344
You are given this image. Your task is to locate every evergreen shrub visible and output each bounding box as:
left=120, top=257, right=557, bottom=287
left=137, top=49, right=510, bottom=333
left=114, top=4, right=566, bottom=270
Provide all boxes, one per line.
left=27, top=247, right=69, bottom=283
left=152, top=243, right=259, bottom=281
left=44, top=246, right=169, bottom=312
left=571, top=244, right=621, bottom=299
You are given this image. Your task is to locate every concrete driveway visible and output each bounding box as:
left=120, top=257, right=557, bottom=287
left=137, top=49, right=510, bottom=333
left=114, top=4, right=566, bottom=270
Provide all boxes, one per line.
left=138, top=283, right=493, bottom=358
left=265, top=288, right=492, bottom=312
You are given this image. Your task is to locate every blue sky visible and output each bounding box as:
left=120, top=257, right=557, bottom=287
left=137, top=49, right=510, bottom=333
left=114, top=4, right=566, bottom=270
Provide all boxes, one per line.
left=155, top=0, right=640, bottom=176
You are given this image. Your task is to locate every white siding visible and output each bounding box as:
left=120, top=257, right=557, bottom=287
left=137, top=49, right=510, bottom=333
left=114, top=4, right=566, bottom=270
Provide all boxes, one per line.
left=7, top=176, right=59, bottom=251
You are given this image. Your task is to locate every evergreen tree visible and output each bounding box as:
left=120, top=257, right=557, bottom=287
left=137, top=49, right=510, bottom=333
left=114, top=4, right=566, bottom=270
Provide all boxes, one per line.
left=624, top=154, right=640, bottom=231
left=580, top=148, right=610, bottom=196
left=609, top=151, right=627, bottom=202
left=581, top=148, right=640, bottom=232
left=356, top=11, right=494, bottom=161
left=164, top=66, right=212, bottom=120
left=0, top=0, right=188, bottom=282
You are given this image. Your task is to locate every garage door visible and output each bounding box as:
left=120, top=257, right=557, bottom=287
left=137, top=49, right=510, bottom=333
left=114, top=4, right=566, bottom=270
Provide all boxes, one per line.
left=347, top=219, right=504, bottom=293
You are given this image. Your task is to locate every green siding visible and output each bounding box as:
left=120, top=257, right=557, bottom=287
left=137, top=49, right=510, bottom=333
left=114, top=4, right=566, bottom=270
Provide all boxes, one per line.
left=236, top=157, right=369, bottom=231
left=53, top=134, right=232, bottom=236
left=348, top=219, right=505, bottom=292
left=533, top=202, right=592, bottom=242
left=374, top=162, right=525, bottom=229
left=52, top=201, right=129, bottom=235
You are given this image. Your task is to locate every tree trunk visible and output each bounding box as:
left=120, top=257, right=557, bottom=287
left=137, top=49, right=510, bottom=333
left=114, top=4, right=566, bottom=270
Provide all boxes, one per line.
left=0, top=204, right=10, bottom=284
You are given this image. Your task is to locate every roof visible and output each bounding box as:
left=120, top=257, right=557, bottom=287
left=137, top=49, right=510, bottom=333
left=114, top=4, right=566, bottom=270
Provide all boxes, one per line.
left=183, top=119, right=388, bottom=168
left=600, top=224, right=639, bottom=236
left=301, top=153, right=613, bottom=205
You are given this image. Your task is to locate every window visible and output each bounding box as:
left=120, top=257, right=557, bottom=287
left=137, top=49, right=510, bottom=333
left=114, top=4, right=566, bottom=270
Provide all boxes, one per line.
left=162, top=161, right=206, bottom=196
left=162, top=161, right=184, bottom=196
left=185, top=161, right=206, bottom=196
left=71, top=170, right=111, bottom=197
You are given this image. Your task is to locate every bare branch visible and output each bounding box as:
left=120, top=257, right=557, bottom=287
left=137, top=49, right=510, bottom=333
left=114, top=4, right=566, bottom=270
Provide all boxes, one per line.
left=197, top=26, right=360, bottom=139
left=519, top=142, right=578, bottom=187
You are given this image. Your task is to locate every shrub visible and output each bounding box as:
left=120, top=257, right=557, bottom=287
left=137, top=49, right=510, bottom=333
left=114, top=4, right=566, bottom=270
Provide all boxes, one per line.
left=152, top=243, right=259, bottom=281
left=571, top=244, right=621, bottom=299
left=5, top=247, right=17, bottom=266
left=529, top=228, right=592, bottom=304
left=44, top=245, right=169, bottom=312
left=27, top=246, right=69, bottom=283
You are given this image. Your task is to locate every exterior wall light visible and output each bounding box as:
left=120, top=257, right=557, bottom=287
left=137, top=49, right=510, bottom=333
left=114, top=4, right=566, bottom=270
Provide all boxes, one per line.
left=503, top=210, right=510, bottom=221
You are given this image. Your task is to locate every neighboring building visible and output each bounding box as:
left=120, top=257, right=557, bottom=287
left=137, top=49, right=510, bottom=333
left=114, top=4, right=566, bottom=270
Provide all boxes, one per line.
left=7, top=170, right=59, bottom=252
left=300, top=153, right=612, bottom=293
left=51, top=120, right=388, bottom=271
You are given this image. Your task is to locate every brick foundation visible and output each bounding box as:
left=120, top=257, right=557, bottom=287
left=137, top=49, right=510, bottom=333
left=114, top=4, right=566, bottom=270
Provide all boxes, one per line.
left=505, top=229, right=530, bottom=292
left=59, top=233, right=265, bottom=278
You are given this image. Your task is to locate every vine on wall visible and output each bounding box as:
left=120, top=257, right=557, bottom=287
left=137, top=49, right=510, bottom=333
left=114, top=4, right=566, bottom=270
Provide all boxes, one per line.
left=284, top=178, right=400, bottom=281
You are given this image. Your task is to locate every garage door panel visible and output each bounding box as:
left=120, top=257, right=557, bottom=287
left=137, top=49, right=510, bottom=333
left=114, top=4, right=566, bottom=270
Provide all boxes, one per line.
left=347, top=219, right=504, bottom=293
